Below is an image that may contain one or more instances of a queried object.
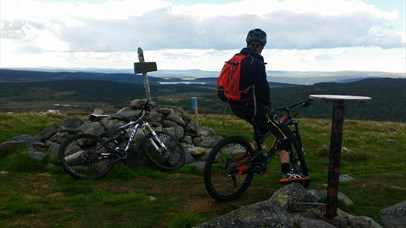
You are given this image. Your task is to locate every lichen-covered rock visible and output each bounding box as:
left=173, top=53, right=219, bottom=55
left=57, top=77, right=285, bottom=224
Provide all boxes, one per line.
left=197, top=199, right=294, bottom=228
left=379, top=201, right=406, bottom=228
left=188, top=146, right=206, bottom=156
left=59, top=117, right=84, bottom=133
left=147, top=109, right=163, bottom=123
left=165, top=110, right=185, bottom=126
left=130, top=99, right=147, bottom=109
left=271, top=182, right=319, bottom=211
left=198, top=183, right=383, bottom=228
left=37, top=122, right=59, bottom=141
left=195, top=135, right=223, bottom=148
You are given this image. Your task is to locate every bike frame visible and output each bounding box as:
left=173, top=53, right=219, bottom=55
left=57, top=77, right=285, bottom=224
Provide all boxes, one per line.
left=204, top=99, right=312, bottom=201
left=238, top=99, right=312, bottom=172
left=102, top=104, right=167, bottom=156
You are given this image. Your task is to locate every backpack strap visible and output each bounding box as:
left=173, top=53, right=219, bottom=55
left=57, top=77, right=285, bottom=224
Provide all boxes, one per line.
left=253, top=85, right=257, bottom=117
left=248, top=55, right=257, bottom=117
left=240, top=55, right=255, bottom=94
left=249, top=56, right=254, bottom=64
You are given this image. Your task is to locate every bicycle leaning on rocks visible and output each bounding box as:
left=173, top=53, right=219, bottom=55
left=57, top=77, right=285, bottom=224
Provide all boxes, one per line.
left=58, top=101, right=186, bottom=180
left=204, top=99, right=312, bottom=201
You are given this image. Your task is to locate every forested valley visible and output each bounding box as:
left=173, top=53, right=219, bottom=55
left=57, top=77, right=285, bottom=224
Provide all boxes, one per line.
left=0, top=77, right=405, bottom=122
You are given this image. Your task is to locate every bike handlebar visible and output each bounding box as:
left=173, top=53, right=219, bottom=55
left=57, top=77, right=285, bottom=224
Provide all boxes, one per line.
left=273, top=99, right=313, bottom=112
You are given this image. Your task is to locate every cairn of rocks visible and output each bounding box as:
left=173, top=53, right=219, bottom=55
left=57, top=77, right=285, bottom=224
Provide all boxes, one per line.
left=0, top=99, right=222, bottom=169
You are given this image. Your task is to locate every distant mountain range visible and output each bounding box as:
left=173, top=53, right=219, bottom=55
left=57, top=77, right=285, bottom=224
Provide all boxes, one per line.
left=0, top=68, right=404, bottom=85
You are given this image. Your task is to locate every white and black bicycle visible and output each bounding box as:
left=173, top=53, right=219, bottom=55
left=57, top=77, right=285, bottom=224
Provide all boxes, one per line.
left=59, top=101, right=185, bottom=180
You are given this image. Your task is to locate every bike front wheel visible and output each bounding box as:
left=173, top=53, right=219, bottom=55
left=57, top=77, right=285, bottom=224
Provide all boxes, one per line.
left=142, top=131, right=185, bottom=171
left=59, top=134, right=114, bottom=179
left=204, top=136, right=255, bottom=201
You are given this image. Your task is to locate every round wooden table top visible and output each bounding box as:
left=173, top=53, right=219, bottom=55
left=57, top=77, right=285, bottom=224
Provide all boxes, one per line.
left=309, top=94, right=372, bottom=101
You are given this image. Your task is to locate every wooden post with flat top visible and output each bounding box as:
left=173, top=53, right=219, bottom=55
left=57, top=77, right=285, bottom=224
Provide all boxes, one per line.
left=134, top=47, right=157, bottom=104
left=309, top=94, right=372, bottom=219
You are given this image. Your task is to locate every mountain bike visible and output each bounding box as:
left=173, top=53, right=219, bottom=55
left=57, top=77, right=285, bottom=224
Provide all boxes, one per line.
left=204, top=99, right=312, bottom=201
left=59, top=101, right=186, bottom=180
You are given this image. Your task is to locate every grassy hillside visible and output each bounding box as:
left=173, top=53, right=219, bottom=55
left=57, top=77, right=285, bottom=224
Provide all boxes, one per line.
left=0, top=112, right=405, bottom=227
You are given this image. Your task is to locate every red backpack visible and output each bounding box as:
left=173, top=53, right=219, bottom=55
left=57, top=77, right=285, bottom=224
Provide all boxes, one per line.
left=217, top=53, right=252, bottom=102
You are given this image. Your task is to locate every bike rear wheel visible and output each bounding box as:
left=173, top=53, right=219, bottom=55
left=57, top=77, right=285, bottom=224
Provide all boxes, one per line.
left=142, top=131, right=185, bottom=171
left=59, top=134, right=114, bottom=179
left=204, top=136, right=255, bottom=201
left=289, top=132, right=310, bottom=187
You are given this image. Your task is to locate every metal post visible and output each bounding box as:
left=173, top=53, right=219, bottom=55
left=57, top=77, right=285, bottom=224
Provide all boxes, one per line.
left=325, top=101, right=344, bottom=219
left=137, top=47, right=152, bottom=104
left=192, top=97, right=200, bottom=136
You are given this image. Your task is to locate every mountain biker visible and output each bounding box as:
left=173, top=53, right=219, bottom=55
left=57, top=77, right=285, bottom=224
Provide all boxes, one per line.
left=228, top=28, right=309, bottom=183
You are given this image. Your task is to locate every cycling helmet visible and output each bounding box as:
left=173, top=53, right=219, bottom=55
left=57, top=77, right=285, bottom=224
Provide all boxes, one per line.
left=246, top=28, right=267, bottom=47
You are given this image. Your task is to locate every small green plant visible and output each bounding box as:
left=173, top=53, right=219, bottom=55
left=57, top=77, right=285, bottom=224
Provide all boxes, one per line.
left=0, top=195, right=42, bottom=218
left=55, top=178, right=97, bottom=196
left=169, top=213, right=205, bottom=228
left=178, top=164, right=201, bottom=175
left=313, top=144, right=330, bottom=158
left=105, top=163, right=138, bottom=180
left=0, top=150, right=45, bottom=172
left=99, top=192, right=147, bottom=206
left=342, top=150, right=369, bottom=161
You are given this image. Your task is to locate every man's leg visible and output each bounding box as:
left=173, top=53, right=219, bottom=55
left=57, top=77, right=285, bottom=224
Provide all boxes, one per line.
left=279, top=150, right=289, bottom=163
left=279, top=150, right=291, bottom=174
left=252, top=140, right=259, bottom=151
left=279, top=148, right=309, bottom=183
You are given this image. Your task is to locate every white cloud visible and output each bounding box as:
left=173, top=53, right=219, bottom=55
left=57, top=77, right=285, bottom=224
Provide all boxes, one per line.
left=0, top=0, right=405, bottom=73
left=265, top=47, right=405, bottom=73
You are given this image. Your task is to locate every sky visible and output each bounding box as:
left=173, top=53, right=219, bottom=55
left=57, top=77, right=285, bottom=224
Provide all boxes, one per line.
left=1, top=0, right=405, bottom=74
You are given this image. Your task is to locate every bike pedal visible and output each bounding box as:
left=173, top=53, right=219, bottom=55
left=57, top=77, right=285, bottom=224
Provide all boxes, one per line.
left=251, top=162, right=267, bottom=175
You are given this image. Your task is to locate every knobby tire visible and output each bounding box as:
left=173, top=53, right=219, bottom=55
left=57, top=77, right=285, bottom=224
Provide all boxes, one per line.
left=142, top=131, right=186, bottom=171
left=59, top=133, right=114, bottom=179
left=204, top=136, right=254, bottom=201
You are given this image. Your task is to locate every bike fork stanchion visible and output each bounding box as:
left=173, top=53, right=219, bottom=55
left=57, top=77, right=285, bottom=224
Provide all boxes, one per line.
left=309, top=95, right=371, bottom=219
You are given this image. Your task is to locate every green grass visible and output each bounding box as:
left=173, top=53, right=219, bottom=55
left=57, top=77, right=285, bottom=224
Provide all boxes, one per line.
left=0, top=112, right=67, bottom=143
left=168, top=213, right=206, bottom=228
left=0, top=113, right=405, bottom=227
left=0, top=148, right=46, bottom=172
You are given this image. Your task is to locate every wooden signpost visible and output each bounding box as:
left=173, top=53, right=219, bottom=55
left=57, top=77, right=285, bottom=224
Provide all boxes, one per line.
left=134, top=47, right=157, bottom=104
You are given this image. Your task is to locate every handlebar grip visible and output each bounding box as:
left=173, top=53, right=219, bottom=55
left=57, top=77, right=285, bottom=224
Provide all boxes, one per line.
left=302, top=99, right=313, bottom=107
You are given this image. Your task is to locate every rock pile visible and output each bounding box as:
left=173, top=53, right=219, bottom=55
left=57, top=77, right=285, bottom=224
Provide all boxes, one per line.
left=0, top=99, right=223, bottom=168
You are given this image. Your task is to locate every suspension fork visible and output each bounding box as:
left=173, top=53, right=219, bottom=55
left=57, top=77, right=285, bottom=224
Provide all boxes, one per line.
left=144, top=122, right=167, bottom=151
